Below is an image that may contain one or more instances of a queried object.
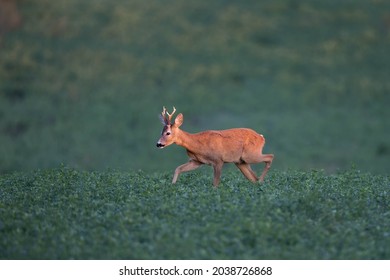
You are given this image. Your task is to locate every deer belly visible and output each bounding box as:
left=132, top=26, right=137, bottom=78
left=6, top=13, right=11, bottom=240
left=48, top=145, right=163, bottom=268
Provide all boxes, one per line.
left=187, top=149, right=241, bottom=165
left=187, top=151, right=213, bottom=165
left=221, top=150, right=243, bottom=163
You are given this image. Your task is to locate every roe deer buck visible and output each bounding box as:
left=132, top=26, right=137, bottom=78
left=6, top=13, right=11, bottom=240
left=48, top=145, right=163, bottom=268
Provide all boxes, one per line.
left=156, top=107, right=274, bottom=186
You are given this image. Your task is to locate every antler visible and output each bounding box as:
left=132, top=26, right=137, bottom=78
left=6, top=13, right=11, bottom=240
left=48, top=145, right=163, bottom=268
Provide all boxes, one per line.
left=160, top=106, right=176, bottom=125
left=166, top=106, right=176, bottom=123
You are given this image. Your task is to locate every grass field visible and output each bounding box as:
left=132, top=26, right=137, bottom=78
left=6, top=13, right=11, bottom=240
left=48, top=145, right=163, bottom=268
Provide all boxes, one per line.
left=0, top=0, right=389, bottom=261
left=0, top=167, right=389, bottom=259
left=0, top=0, right=389, bottom=174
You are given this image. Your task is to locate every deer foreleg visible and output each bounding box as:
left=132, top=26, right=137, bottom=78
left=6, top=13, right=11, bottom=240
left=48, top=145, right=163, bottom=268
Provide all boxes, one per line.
left=172, top=160, right=202, bottom=184
left=212, top=162, right=224, bottom=187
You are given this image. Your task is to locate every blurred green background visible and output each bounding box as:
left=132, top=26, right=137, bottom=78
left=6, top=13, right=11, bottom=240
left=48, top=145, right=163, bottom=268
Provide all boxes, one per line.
left=0, top=0, right=389, bottom=174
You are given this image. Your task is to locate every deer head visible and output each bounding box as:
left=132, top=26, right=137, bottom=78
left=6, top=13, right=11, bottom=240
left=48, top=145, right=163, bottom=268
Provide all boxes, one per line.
left=156, top=106, right=183, bottom=148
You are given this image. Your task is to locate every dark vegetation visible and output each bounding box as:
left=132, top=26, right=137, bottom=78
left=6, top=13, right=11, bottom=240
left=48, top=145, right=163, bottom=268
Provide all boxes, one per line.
left=0, top=167, right=389, bottom=259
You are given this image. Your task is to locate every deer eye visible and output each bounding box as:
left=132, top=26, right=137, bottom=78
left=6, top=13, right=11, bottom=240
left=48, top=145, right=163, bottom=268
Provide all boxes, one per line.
left=166, top=132, right=171, bottom=136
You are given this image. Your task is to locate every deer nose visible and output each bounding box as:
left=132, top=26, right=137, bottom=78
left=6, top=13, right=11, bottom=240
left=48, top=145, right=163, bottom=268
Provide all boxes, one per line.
left=156, top=142, right=165, bottom=148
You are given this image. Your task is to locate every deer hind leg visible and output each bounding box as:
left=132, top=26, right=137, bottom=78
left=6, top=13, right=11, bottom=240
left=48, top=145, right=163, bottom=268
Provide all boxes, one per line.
left=242, top=152, right=274, bottom=183
left=172, top=160, right=203, bottom=184
left=258, top=154, right=274, bottom=182
left=235, top=163, right=258, bottom=183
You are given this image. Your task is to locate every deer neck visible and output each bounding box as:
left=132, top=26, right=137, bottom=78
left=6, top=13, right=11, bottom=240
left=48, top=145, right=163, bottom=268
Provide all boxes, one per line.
left=175, top=129, right=202, bottom=152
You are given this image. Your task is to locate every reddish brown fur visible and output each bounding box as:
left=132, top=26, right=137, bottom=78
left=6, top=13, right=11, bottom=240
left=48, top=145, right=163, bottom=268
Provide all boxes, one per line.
left=157, top=107, right=274, bottom=186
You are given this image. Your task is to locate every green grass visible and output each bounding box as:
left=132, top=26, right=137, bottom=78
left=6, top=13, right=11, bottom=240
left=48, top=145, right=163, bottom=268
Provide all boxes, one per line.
left=0, top=0, right=389, bottom=174
left=1, top=1, right=389, bottom=260
left=1, top=167, right=388, bottom=259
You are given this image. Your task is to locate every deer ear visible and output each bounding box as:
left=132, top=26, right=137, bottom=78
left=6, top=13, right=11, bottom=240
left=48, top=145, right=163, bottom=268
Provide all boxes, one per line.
left=174, top=113, right=183, bottom=127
